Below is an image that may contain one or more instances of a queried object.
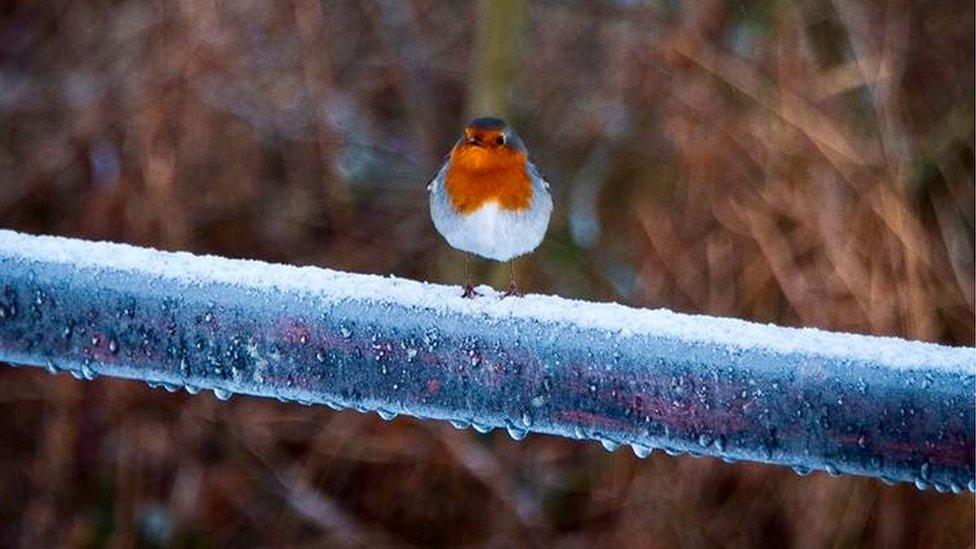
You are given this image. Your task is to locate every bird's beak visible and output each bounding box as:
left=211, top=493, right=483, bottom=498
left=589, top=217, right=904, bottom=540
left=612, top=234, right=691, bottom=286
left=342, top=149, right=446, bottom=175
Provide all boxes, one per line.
left=465, top=137, right=483, bottom=147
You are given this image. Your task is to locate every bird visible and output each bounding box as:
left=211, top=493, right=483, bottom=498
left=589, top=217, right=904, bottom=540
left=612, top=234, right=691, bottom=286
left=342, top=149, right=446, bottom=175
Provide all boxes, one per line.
left=428, top=117, right=552, bottom=298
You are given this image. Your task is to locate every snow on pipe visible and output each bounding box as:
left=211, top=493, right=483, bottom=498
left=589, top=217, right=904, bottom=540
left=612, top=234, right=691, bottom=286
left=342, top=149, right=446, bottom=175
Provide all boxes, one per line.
left=0, top=230, right=973, bottom=493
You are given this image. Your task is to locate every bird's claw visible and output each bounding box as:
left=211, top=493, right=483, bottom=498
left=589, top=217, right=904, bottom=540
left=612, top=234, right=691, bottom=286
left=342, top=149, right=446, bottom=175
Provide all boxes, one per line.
left=461, top=284, right=481, bottom=299
left=502, top=283, right=522, bottom=298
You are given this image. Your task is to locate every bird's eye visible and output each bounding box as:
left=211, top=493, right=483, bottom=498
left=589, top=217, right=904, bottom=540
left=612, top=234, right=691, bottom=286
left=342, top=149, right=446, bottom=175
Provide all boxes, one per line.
left=495, top=135, right=506, bottom=146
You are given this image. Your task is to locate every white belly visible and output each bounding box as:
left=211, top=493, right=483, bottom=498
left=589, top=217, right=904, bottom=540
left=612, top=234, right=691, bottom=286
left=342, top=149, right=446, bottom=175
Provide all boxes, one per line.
left=431, top=194, right=552, bottom=262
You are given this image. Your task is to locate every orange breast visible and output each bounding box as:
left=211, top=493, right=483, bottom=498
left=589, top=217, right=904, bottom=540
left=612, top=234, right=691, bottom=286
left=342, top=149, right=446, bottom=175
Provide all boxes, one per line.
left=444, top=145, right=533, bottom=214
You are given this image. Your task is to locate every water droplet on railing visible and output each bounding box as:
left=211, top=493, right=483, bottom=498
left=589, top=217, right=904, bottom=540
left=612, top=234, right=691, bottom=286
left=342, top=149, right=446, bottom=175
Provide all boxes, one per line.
left=377, top=409, right=397, bottom=421
left=792, top=466, right=811, bottom=476
left=324, top=400, right=342, bottom=410
left=472, top=422, right=491, bottom=434
left=520, top=411, right=533, bottom=428
left=81, top=364, right=97, bottom=380
left=506, top=427, right=528, bottom=441
left=600, top=439, right=619, bottom=452
left=213, top=388, right=233, bottom=401
left=631, top=444, right=652, bottom=458
left=914, top=478, right=930, bottom=490
left=697, top=434, right=713, bottom=448
left=919, top=462, right=931, bottom=480
left=449, top=420, right=470, bottom=430
left=185, top=385, right=200, bottom=395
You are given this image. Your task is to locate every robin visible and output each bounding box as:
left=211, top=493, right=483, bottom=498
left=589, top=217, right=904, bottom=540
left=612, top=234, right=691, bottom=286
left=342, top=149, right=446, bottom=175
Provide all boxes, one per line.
left=429, top=117, right=552, bottom=298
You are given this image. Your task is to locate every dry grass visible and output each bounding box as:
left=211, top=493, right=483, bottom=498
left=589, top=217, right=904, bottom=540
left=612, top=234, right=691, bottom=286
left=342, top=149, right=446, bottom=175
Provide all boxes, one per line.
left=0, top=0, right=972, bottom=547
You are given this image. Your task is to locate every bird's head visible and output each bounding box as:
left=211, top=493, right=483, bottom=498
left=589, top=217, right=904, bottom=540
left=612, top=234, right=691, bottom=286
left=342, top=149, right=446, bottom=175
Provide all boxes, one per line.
left=450, top=117, right=526, bottom=172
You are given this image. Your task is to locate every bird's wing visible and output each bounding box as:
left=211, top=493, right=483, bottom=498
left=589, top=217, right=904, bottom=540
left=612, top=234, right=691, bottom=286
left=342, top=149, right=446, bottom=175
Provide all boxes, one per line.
left=528, top=161, right=550, bottom=190
left=427, top=156, right=451, bottom=192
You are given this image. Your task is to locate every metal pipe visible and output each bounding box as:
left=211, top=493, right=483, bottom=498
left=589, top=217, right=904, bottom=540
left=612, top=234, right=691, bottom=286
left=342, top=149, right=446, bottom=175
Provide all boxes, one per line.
left=0, top=230, right=972, bottom=492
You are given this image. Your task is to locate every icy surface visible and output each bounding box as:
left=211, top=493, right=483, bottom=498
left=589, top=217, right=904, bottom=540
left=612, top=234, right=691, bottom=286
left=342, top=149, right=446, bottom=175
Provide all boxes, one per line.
left=0, top=229, right=972, bottom=372
left=1, top=228, right=973, bottom=491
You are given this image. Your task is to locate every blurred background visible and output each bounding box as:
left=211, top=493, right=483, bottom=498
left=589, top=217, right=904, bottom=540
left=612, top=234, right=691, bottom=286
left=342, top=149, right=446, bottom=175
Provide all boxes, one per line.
left=0, top=0, right=973, bottom=546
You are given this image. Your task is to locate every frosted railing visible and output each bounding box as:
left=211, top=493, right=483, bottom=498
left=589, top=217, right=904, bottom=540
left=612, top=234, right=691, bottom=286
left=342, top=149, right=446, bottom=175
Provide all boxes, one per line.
left=0, top=230, right=972, bottom=493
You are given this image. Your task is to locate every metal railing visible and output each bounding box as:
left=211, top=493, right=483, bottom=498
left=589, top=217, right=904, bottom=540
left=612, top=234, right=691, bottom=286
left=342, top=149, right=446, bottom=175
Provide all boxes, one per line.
left=0, top=229, right=972, bottom=493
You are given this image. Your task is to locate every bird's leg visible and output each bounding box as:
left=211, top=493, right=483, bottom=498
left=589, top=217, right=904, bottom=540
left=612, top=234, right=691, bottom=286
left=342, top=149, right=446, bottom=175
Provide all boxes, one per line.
left=462, top=254, right=480, bottom=298
left=502, top=260, right=522, bottom=298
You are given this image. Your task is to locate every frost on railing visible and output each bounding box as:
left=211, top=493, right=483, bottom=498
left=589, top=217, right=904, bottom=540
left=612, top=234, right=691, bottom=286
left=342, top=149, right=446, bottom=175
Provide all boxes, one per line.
left=0, top=229, right=973, bottom=493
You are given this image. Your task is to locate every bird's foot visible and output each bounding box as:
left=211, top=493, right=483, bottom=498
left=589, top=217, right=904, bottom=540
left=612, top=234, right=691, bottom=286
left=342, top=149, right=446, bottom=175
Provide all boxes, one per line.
left=502, top=282, right=522, bottom=298
left=461, top=284, right=481, bottom=299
